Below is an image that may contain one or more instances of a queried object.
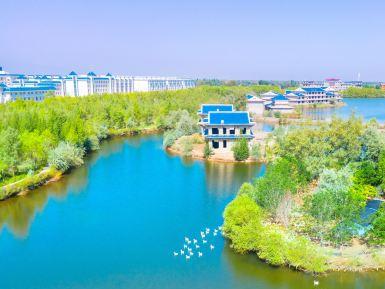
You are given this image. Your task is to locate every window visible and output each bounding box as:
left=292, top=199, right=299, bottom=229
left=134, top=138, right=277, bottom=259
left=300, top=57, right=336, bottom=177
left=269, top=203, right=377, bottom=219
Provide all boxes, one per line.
left=212, top=128, right=219, bottom=134
left=212, top=141, right=219, bottom=149
left=223, top=128, right=227, bottom=134
left=230, top=129, right=235, bottom=135
left=223, top=140, right=227, bottom=148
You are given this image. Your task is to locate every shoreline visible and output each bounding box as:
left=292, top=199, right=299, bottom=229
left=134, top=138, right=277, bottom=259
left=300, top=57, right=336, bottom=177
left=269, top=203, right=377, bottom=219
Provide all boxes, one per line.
left=166, top=146, right=263, bottom=164
left=225, top=232, right=385, bottom=273
left=0, top=127, right=162, bottom=202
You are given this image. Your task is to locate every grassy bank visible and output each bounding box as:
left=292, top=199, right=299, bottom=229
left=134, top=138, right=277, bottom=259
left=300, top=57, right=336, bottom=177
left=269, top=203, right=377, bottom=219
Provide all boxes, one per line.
left=0, top=167, right=61, bottom=200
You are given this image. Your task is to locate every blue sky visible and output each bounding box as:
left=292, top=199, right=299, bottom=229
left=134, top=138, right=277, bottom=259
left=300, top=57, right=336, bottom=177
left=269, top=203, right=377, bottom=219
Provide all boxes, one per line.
left=2, top=0, right=385, bottom=81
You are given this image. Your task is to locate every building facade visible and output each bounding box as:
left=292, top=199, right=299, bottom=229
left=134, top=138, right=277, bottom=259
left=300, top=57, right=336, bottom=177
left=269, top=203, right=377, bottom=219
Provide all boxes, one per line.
left=246, top=94, right=265, bottom=116
left=0, top=67, right=196, bottom=102
left=199, top=105, right=254, bottom=150
left=285, top=87, right=341, bottom=105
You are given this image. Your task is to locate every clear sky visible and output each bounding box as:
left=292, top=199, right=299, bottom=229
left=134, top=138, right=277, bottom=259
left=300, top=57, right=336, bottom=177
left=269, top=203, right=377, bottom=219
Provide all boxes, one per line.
left=2, top=0, right=385, bottom=81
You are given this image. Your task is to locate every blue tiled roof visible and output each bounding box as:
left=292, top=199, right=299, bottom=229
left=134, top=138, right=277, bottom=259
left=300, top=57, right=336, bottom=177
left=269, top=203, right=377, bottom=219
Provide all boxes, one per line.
left=87, top=71, right=96, bottom=76
left=272, top=94, right=288, bottom=101
left=326, top=92, right=334, bottom=96
left=3, top=86, right=55, bottom=92
left=38, top=81, right=60, bottom=86
left=68, top=71, right=77, bottom=76
left=302, top=87, right=325, bottom=92
left=208, top=111, right=252, bottom=125
left=200, top=104, right=233, bottom=114
left=106, top=73, right=112, bottom=77
left=246, top=94, right=254, bottom=99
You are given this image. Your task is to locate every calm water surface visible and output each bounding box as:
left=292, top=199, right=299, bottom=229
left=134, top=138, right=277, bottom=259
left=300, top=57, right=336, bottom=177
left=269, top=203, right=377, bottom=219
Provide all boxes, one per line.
left=1, top=135, right=385, bottom=289
left=302, top=98, right=385, bottom=122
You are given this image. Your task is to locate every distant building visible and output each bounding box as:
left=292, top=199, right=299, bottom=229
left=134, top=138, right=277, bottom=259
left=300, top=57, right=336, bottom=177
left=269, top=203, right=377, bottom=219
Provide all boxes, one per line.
left=260, top=91, right=278, bottom=101
left=301, top=80, right=324, bottom=88
left=381, top=83, right=385, bottom=91
left=0, top=67, right=196, bottom=101
left=285, top=87, right=341, bottom=105
left=0, top=83, right=55, bottom=103
left=198, top=105, right=254, bottom=150
left=266, top=94, right=294, bottom=113
left=246, top=94, right=265, bottom=116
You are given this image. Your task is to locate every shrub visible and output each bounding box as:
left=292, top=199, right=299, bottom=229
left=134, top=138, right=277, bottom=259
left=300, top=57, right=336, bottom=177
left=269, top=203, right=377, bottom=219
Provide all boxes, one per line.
left=48, top=142, right=85, bottom=172
left=180, top=137, right=193, bottom=157
left=162, top=131, right=179, bottom=148
left=203, top=142, right=213, bottom=158
left=223, top=194, right=264, bottom=253
left=232, top=138, right=250, bottom=161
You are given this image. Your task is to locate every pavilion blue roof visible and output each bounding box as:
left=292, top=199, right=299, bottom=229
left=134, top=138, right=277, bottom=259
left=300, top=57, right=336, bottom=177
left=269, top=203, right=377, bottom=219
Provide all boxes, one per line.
left=87, top=71, right=96, bottom=76
left=200, top=104, right=233, bottom=114
left=272, top=94, right=288, bottom=101
left=208, top=111, right=252, bottom=125
left=68, top=71, right=77, bottom=76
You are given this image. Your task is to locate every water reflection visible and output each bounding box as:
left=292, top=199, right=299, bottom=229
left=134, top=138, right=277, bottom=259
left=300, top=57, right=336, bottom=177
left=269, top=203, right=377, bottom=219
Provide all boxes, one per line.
left=204, top=162, right=263, bottom=197
left=0, top=137, right=127, bottom=238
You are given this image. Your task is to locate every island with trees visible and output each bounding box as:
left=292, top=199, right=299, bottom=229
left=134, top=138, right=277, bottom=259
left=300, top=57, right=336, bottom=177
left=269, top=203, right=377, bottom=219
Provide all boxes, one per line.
left=223, top=116, right=385, bottom=273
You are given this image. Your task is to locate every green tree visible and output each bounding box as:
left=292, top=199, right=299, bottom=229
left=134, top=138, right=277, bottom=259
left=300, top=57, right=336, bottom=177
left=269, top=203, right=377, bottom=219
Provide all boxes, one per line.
left=232, top=138, right=250, bottom=161
left=48, top=142, right=84, bottom=172
left=0, top=128, right=20, bottom=177
left=368, top=204, right=385, bottom=245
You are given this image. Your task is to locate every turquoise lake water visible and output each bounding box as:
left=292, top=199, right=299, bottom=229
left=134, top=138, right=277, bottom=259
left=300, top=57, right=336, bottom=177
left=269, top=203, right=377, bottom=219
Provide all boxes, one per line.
left=1, top=134, right=385, bottom=289
left=0, top=98, right=384, bottom=288
left=302, top=98, right=385, bottom=122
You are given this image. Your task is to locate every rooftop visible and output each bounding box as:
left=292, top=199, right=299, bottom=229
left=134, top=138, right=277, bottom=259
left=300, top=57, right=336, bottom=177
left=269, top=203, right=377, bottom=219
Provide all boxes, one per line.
left=199, top=104, right=234, bottom=115
left=208, top=111, right=253, bottom=125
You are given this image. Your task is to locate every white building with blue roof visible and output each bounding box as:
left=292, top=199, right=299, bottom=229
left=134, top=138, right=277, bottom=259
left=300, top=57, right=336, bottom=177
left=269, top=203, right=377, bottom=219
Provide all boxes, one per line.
left=0, top=67, right=196, bottom=101
left=285, top=87, right=342, bottom=105
left=199, top=106, right=255, bottom=150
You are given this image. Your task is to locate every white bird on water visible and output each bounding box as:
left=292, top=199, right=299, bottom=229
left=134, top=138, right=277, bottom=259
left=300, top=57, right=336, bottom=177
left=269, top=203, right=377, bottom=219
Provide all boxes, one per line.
left=183, top=244, right=187, bottom=249
left=193, top=239, right=198, bottom=244
left=173, top=252, right=178, bottom=256
left=202, top=240, right=207, bottom=244
left=198, top=252, right=203, bottom=257
left=184, top=237, right=189, bottom=242
left=195, top=245, right=200, bottom=249
left=180, top=250, right=185, bottom=255
left=210, top=244, right=215, bottom=250
left=186, top=255, right=190, bottom=260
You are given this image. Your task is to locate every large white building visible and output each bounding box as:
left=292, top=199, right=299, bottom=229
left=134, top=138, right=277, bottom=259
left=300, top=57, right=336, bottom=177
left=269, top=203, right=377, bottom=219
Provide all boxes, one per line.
left=0, top=67, right=196, bottom=103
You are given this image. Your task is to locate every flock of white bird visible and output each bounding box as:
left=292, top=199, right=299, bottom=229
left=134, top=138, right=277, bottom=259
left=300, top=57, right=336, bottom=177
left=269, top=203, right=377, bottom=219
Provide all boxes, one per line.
left=173, top=226, right=222, bottom=261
